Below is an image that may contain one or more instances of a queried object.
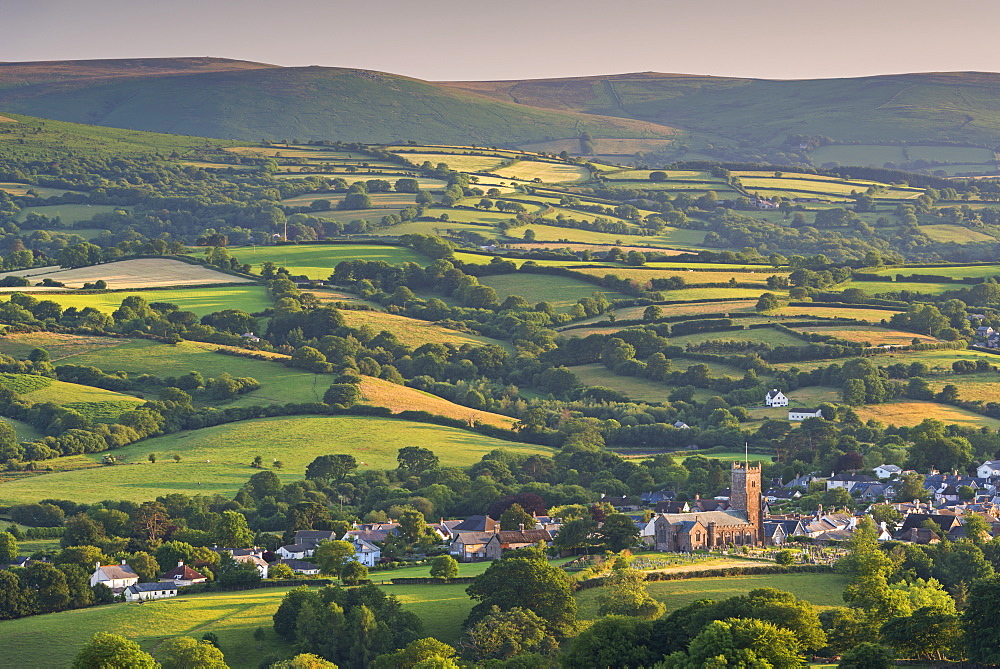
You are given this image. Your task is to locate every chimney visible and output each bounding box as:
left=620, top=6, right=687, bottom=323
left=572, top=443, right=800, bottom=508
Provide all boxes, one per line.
left=178, top=561, right=184, bottom=568
left=121, top=559, right=127, bottom=565
left=95, top=561, right=100, bottom=570
left=519, top=523, right=525, bottom=532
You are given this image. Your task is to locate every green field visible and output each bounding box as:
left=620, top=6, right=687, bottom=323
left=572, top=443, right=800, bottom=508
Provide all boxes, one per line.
left=0, top=373, right=143, bottom=421
left=668, top=327, right=804, bottom=348
left=12, top=286, right=273, bottom=317
left=0, top=416, right=43, bottom=441
left=918, top=225, right=996, bottom=243
left=0, top=415, right=549, bottom=505
left=873, top=264, right=1000, bottom=279
left=477, top=274, right=627, bottom=310
left=509, top=223, right=708, bottom=249
left=491, top=160, right=591, bottom=183
left=229, top=244, right=428, bottom=279
left=575, top=572, right=848, bottom=620
left=836, top=280, right=955, bottom=296
left=340, top=310, right=511, bottom=350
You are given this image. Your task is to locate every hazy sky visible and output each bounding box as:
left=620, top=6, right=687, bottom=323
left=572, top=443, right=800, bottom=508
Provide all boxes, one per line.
left=4, top=0, right=1000, bottom=81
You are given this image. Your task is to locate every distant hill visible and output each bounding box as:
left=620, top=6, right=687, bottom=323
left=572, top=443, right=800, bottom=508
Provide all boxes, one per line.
left=4, top=59, right=1000, bottom=168
left=0, top=59, right=676, bottom=147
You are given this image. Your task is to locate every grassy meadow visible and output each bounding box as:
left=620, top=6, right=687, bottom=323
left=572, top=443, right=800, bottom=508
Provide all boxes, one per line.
left=476, top=274, right=627, bottom=310
left=339, top=309, right=512, bottom=350
left=7, top=286, right=273, bottom=317
left=229, top=244, right=428, bottom=279
left=0, top=415, right=547, bottom=505
left=0, top=373, right=144, bottom=421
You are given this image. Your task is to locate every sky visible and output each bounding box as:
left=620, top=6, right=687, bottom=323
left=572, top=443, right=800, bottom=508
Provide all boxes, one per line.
left=4, top=0, right=1000, bottom=81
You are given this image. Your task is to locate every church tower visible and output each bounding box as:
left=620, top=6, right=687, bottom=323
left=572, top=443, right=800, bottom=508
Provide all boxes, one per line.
left=731, top=461, right=763, bottom=544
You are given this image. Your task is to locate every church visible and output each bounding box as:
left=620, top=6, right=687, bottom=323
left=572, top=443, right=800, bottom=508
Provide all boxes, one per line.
left=652, top=461, right=764, bottom=551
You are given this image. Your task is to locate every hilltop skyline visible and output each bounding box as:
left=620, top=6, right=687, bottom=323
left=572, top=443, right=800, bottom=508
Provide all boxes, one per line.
left=5, top=0, right=1000, bottom=82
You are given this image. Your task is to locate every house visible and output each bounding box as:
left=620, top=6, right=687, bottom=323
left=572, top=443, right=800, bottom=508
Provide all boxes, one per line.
left=160, top=561, right=207, bottom=587
left=277, top=544, right=313, bottom=560
left=348, top=538, right=381, bottom=567
left=673, top=421, right=690, bottom=429
left=450, top=531, right=502, bottom=562
left=241, top=332, right=261, bottom=343
left=237, top=554, right=269, bottom=578
left=275, top=558, right=321, bottom=575
left=496, top=529, right=553, bottom=552
left=826, top=474, right=877, bottom=492
left=751, top=198, right=779, bottom=210
left=124, top=582, right=177, bottom=602
left=765, top=488, right=802, bottom=503
left=293, top=530, right=339, bottom=551
left=655, top=500, right=691, bottom=514
left=975, top=325, right=995, bottom=338
left=765, top=389, right=788, bottom=407
left=788, top=408, right=822, bottom=421
left=90, top=561, right=139, bottom=591
left=977, top=461, right=1000, bottom=479
left=767, top=518, right=808, bottom=540
left=763, top=522, right=787, bottom=545
left=851, top=482, right=888, bottom=501
left=873, top=464, right=903, bottom=480
left=641, top=490, right=676, bottom=505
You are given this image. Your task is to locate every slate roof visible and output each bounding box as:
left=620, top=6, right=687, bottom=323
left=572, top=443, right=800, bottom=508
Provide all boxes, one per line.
left=126, top=582, right=176, bottom=594
left=161, top=563, right=206, bottom=581
left=95, top=564, right=139, bottom=581
left=451, top=515, right=500, bottom=532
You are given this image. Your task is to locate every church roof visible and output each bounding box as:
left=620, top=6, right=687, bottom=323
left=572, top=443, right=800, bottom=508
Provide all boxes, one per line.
left=656, top=510, right=752, bottom=527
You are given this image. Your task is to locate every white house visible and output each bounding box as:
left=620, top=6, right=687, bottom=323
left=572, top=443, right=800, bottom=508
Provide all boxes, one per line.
left=233, top=554, right=269, bottom=579
left=276, top=544, right=313, bottom=560
left=124, top=582, right=177, bottom=602
left=788, top=408, right=822, bottom=421
left=275, top=558, right=321, bottom=575
left=765, top=389, right=788, bottom=407
left=90, top=561, right=139, bottom=591
left=977, top=460, right=1000, bottom=478
left=873, top=464, right=903, bottom=480
left=350, top=538, right=381, bottom=567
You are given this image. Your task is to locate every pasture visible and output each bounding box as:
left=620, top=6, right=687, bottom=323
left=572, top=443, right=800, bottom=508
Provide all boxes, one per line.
left=0, top=579, right=485, bottom=668
left=774, top=305, right=899, bottom=322
left=574, top=572, right=849, bottom=620
left=0, top=415, right=547, bottom=505
left=0, top=373, right=143, bottom=421
left=573, top=267, right=774, bottom=286
left=872, top=264, right=1000, bottom=279
left=917, top=225, right=995, bottom=243
left=567, top=364, right=671, bottom=403
left=668, top=326, right=805, bottom=348
left=476, top=274, right=627, bottom=310
left=230, top=243, right=428, bottom=279
left=0, top=258, right=252, bottom=289
left=0, top=182, right=82, bottom=198
left=14, top=204, right=123, bottom=224
left=13, top=286, right=273, bottom=317
left=339, top=309, right=512, bottom=350
left=836, top=280, right=955, bottom=296
left=508, top=223, right=708, bottom=249
left=927, top=372, right=1000, bottom=403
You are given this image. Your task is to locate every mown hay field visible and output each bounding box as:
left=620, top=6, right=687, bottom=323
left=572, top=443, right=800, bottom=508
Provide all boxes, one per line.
left=0, top=258, right=252, bottom=289
left=854, top=401, right=1000, bottom=428
left=507, top=224, right=708, bottom=249
left=395, top=152, right=508, bottom=172
left=0, top=415, right=548, bottom=504
left=230, top=243, right=428, bottom=279
left=11, top=286, right=273, bottom=317
left=491, top=160, right=591, bottom=183
left=340, top=309, right=511, bottom=350
left=790, top=325, right=937, bottom=346
left=928, top=372, right=1000, bottom=403
left=357, top=376, right=516, bottom=429
left=774, top=305, right=899, bottom=322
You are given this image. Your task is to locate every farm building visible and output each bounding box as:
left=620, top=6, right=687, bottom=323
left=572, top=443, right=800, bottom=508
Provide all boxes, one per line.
left=788, top=408, right=823, bottom=421
left=124, top=582, right=177, bottom=602
left=765, top=389, right=788, bottom=407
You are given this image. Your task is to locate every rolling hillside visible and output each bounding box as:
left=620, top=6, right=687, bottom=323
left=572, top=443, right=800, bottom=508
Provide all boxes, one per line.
left=0, top=59, right=676, bottom=146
